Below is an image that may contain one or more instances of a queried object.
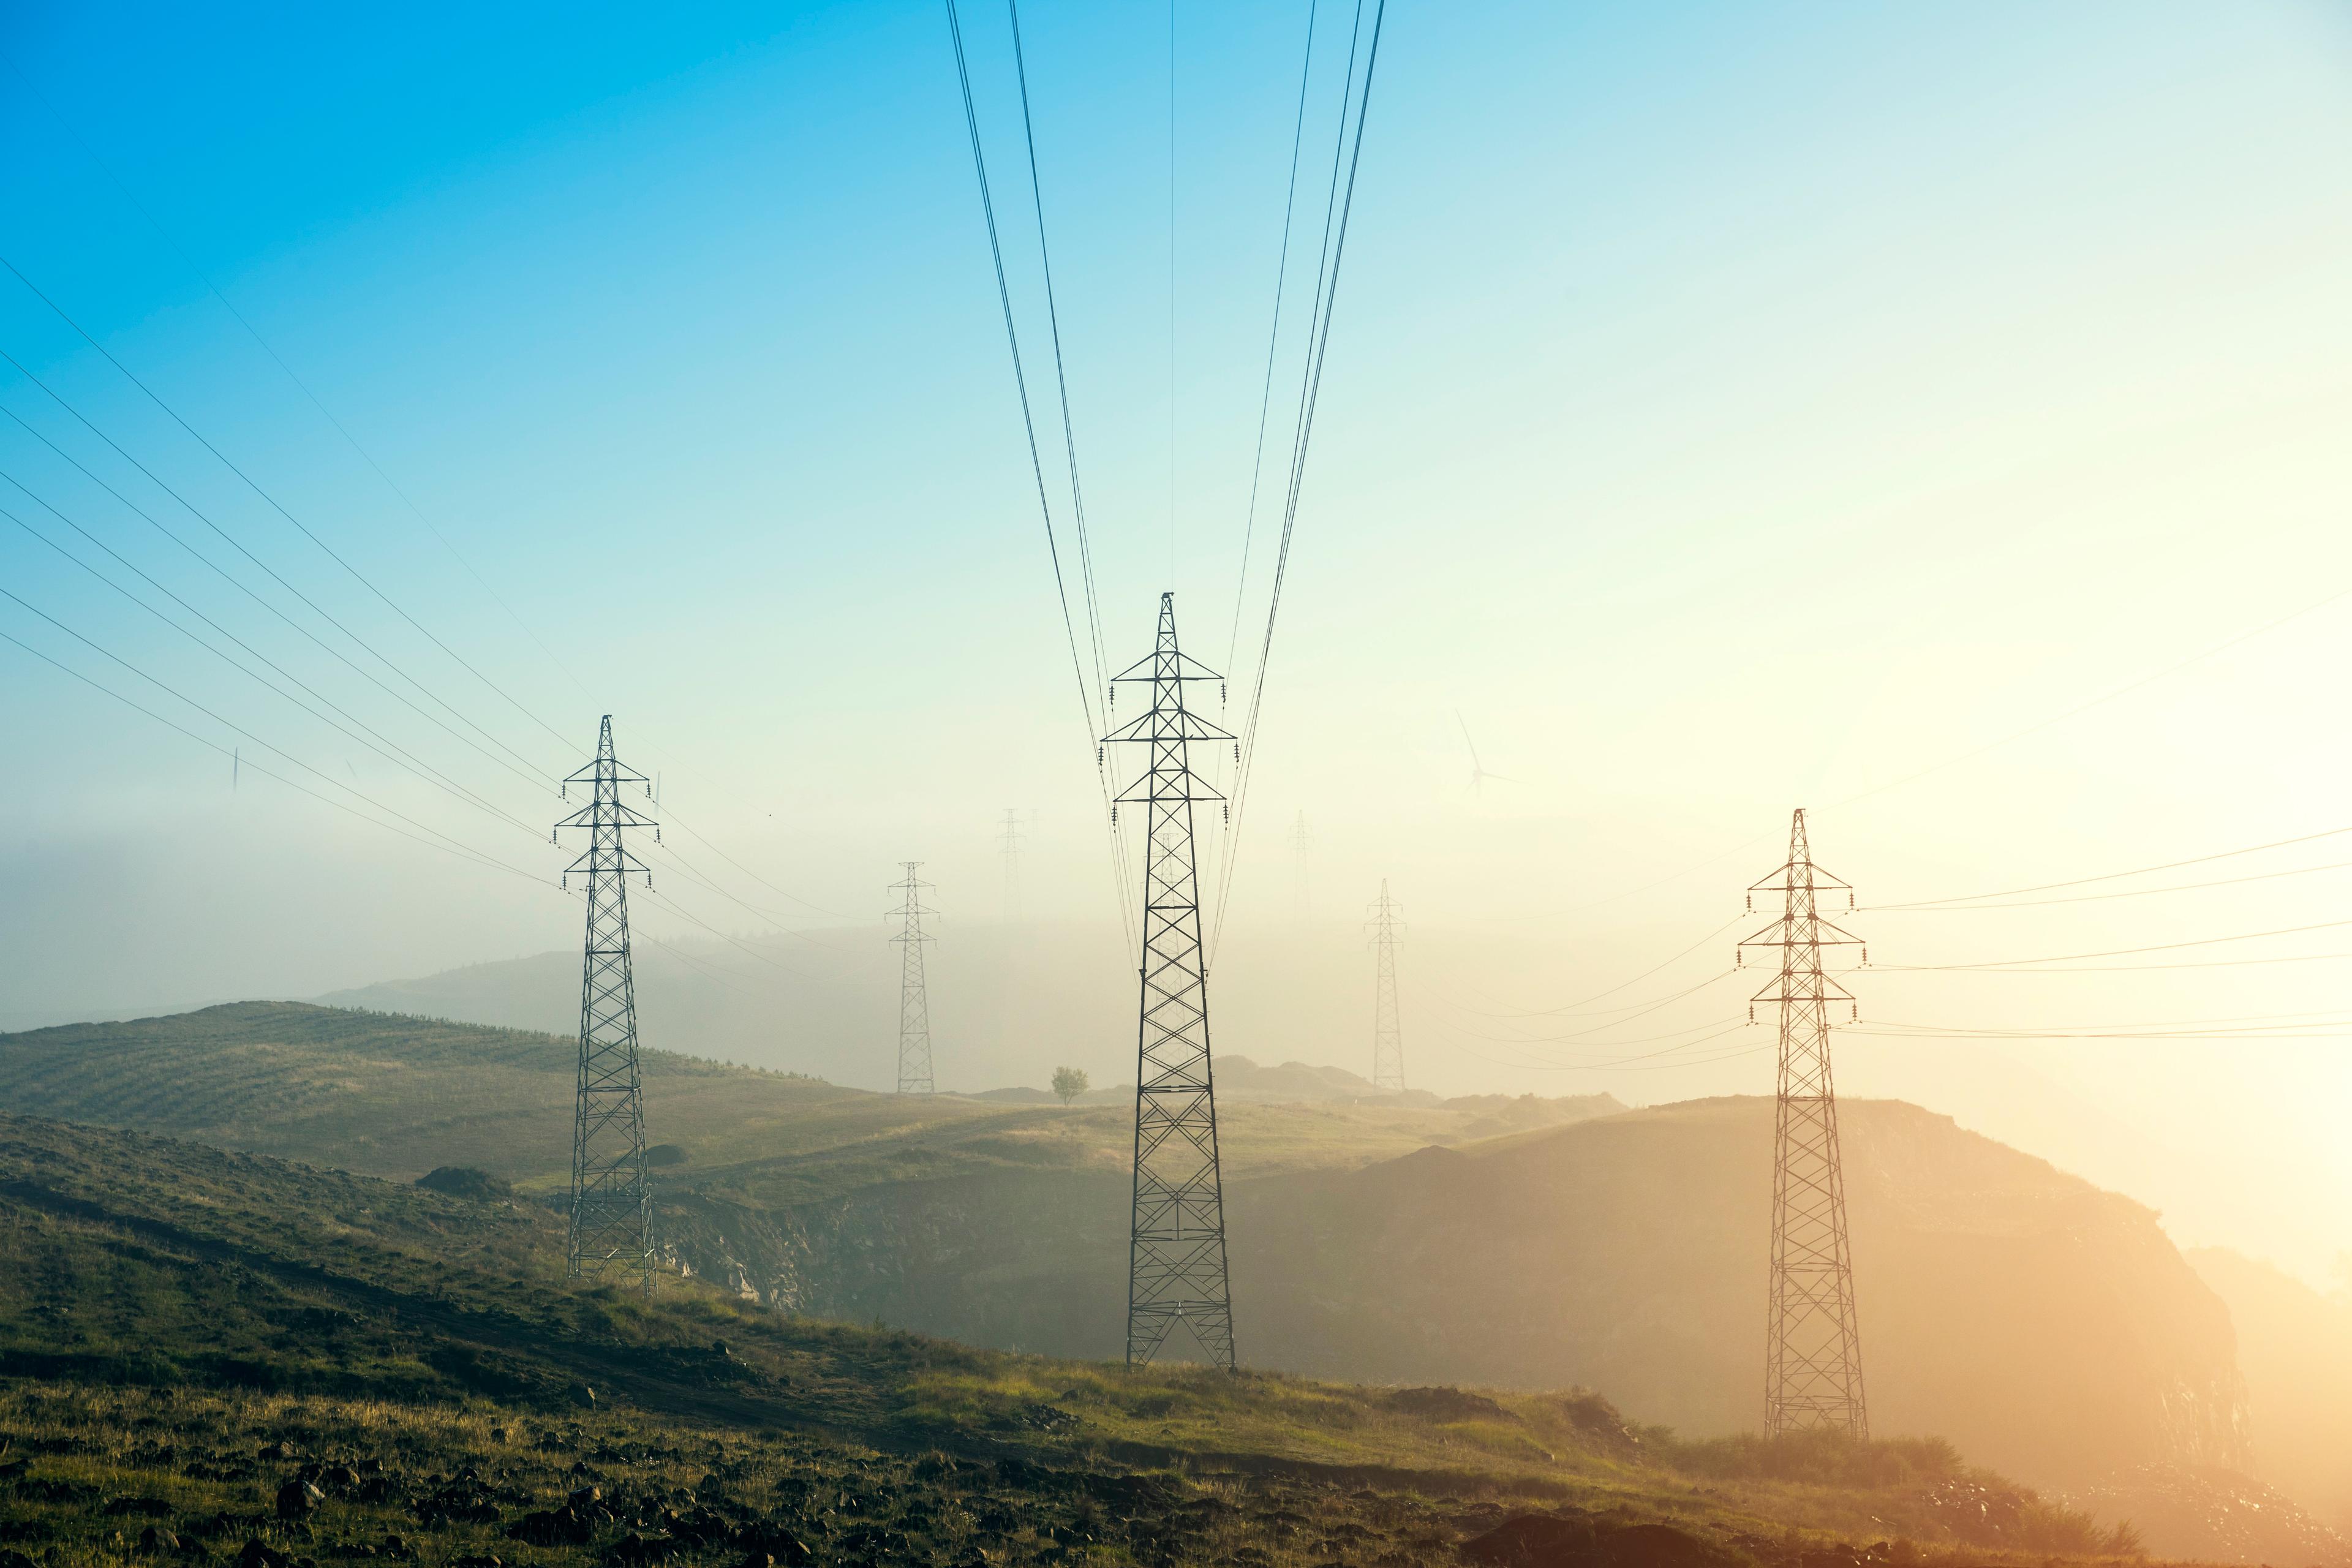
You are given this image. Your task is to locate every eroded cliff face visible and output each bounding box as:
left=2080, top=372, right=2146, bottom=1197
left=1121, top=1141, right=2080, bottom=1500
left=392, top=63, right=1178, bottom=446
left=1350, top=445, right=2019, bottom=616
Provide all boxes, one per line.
left=658, top=1096, right=2248, bottom=1490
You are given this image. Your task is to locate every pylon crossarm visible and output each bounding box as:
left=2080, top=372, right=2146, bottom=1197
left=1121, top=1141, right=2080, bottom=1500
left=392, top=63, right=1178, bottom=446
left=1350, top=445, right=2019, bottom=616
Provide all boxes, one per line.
left=1749, top=860, right=1852, bottom=894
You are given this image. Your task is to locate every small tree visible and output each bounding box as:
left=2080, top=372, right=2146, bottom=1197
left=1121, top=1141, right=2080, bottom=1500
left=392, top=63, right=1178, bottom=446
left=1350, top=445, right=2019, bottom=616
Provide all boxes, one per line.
left=1051, top=1066, right=1090, bottom=1106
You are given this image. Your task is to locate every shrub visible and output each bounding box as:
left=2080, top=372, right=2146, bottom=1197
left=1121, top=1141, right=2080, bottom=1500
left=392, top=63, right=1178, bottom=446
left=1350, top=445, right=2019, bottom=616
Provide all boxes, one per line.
left=415, top=1167, right=513, bottom=1202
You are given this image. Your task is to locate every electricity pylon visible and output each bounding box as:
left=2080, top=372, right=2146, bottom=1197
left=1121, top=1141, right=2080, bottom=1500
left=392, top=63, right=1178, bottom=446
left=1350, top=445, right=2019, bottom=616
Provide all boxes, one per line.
left=889, top=863, right=938, bottom=1095
left=556, top=715, right=659, bottom=1297
left=1743, top=807, right=1868, bottom=1438
left=999, top=808, right=1025, bottom=919
left=1291, top=810, right=1311, bottom=918
left=1368, top=880, right=1406, bottom=1091
left=1102, top=592, right=1237, bottom=1369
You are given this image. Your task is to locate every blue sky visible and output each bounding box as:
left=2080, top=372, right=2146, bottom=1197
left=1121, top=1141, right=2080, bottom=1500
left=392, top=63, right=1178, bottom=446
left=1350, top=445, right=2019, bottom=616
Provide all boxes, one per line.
left=8, top=0, right=2352, bottom=1271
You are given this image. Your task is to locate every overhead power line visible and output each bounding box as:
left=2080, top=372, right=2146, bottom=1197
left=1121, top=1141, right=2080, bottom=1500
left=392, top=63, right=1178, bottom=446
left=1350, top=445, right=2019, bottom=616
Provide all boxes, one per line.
left=0, top=615, right=547, bottom=886
left=1226, top=0, right=1324, bottom=680
left=1, top=253, right=578, bottom=753
left=1867, top=826, right=2352, bottom=910
left=0, top=48, right=596, bottom=711
left=1879, top=951, right=2352, bottom=974
left=941, top=0, right=1134, bottom=950
left=0, top=366, right=558, bottom=792
left=1434, top=915, right=1746, bottom=1019
left=1005, top=0, right=1111, bottom=708
left=6, top=56, right=849, bottom=929
left=1, top=490, right=538, bottom=837
left=1422, top=970, right=1739, bottom=1042
left=1881, top=916, right=2352, bottom=970
left=1212, top=0, right=1389, bottom=956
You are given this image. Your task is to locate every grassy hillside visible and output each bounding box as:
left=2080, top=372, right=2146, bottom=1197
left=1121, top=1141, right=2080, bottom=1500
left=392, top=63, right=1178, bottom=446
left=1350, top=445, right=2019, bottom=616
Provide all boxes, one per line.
left=0, top=1002, right=1617, bottom=1196
left=643, top=1094, right=2253, bottom=1501
left=1230, top=1098, right=2245, bottom=1490
left=0, top=1110, right=2148, bottom=1568
left=0, top=1002, right=2312, bottom=1557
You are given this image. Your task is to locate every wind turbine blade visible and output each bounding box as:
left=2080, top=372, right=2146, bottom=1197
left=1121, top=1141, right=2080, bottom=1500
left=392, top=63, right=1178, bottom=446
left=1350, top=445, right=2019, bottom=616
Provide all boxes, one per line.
left=1455, top=709, right=1485, bottom=770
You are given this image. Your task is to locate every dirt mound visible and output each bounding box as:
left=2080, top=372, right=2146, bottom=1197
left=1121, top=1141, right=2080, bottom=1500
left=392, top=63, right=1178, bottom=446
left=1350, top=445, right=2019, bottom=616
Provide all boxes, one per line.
left=1463, top=1513, right=1733, bottom=1568
left=1385, top=1385, right=1514, bottom=1422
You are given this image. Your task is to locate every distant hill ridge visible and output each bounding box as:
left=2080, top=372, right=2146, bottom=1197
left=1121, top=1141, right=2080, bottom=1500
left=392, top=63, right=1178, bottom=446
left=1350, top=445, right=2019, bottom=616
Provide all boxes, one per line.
left=0, top=1001, right=1614, bottom=1194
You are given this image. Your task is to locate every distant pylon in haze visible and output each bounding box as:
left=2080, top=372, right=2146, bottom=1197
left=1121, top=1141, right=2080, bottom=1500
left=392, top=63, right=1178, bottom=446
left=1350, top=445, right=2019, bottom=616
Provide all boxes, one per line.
left=556, top=715, right=659, bottom=1297
left=889, top=863, right=938, bottom=1095
left=1368, top=880, right=1406, bottom=1091
left=1743, top=807, right=1868, bottom=1437
left=999, top=808, right=1025, bottom=918
left=1102, top=592, right=1237, bottom=1370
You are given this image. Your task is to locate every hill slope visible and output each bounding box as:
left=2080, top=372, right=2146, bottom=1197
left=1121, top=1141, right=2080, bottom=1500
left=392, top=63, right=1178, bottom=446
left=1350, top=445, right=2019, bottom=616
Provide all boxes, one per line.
left=0, top=1005, right=2261, bottom=1512
left=663, top=1095, right=2249, bottom=1494
left=2188, top=1247, right=2352, bottom=1532
left=0, top=1110, right=2156, bottom=1568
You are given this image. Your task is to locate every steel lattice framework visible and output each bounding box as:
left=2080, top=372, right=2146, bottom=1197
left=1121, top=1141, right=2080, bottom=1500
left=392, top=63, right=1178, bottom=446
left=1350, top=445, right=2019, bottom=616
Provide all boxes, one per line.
left=1368, top=880, right=1406, bottom=1092
left=1102, top=592, right=1237, bottom=1370
left=1743, top=807, right=1868, bottom=1437
left=889, top=862, right=938, bottom=1095
left=556, top=715, right=659, bottom=1297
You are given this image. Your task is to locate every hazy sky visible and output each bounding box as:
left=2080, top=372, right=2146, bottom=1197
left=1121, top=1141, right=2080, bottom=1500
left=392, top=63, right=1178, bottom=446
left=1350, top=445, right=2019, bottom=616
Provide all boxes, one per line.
left=6, top=3, right=2352, bottom=1276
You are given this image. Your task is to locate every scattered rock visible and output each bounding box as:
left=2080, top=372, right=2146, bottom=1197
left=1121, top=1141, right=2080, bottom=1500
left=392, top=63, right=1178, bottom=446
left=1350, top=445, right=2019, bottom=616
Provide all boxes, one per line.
left=257, top=1442, right=298, bottom=1462
left=734, top=1520, right=810, bottom=1565
left=237, top=1539, right=290, bottom=1568
left=568, top=1384, right=598, bottom=1410
left=276, top=1479, right=323, bottom=1520
left=137, top=1526, right=181, bottom=1553
left=999, top=1403, right=1077, bottom=1433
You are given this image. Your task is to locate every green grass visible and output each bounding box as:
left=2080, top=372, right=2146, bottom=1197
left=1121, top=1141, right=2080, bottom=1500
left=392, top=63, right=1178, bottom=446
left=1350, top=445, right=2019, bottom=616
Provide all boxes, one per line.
left=0, top=1110, right=2147, bottom=1568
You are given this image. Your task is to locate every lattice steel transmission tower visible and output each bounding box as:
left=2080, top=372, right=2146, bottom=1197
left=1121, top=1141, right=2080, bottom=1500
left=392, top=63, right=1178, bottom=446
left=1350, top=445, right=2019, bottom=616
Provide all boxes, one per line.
left=999, top=808, right=1025, bottom=918
left=1368, top=880, right=1406, bottom=1091
left=1742, top=807, right=1868, bottom=1437
left=556, top=715, right=659, bottom=1296
left=889, top=862, right=938, bottom=1095
left=1102, top=592, right=1237, bottom=1369
left=1291, top=810, right=1311, bottom=918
